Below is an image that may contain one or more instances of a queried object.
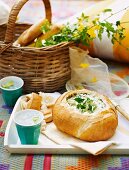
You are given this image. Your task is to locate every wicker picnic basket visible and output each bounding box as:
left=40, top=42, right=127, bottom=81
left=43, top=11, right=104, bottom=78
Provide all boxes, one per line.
left=0, top=0, right=71, bottom=93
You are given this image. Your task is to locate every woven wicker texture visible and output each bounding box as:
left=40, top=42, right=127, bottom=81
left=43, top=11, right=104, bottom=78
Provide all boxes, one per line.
left=0, top=0, right=71, bottom=93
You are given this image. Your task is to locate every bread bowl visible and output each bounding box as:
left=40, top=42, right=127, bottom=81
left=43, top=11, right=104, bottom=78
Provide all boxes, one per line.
left=53, top=89, right=118, bottom=142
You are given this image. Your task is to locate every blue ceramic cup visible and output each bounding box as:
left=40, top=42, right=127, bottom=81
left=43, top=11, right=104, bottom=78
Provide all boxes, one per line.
left=13, top=109, right=44, bottom=145
left=0, top=76, right=24, bottom=107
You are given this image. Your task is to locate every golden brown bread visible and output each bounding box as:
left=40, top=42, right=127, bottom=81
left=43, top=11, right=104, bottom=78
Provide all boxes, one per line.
left=28, top=25, right=61, bottom=47
left=42, top=108, right=53, bottom=123
left=53, top=89, right=118, bottom=142
left=21, top=92, right=42, bottom=110
left=21, top=92, right=57, bottom=123
left=44, top=113, right=53, bottom=123
left=14, top=19, right=49, bottom=46
left=38, top=25, right=61, bottom=41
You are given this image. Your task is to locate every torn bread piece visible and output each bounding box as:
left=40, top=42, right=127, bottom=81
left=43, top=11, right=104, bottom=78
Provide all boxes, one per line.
left=44, top=113, right=53, bottom=123
left=21, top=92, right=60, bottom=123
left=39, top=92, right=58, bottom=108
left=41, top=108, right=53, bottom=123
left=21, top=92, right=42, bottom=110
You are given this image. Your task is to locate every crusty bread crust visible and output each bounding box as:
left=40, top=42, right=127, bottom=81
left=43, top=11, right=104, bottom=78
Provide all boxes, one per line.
left=53, top=89, right=118, bottom=142
left=21, top=92, right=42, bottom=111
left=14, top=19, right=48, bottom=46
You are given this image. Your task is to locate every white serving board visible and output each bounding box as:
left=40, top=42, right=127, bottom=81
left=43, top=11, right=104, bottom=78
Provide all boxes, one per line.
left=4, top=95, right=129, bottom=154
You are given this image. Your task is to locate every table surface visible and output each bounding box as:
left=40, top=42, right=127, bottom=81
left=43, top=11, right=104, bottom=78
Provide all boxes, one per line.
left=1, top=0, right=129, bottom=170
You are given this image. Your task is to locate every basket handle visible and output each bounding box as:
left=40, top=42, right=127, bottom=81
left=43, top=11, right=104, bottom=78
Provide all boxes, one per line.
left=4, top=0, right=52, bottom=43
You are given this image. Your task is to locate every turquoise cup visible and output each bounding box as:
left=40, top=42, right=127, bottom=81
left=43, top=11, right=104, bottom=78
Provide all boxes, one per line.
left=0, top=76, right=24, bottom=107
left=13, top=109, right=44, bottom=145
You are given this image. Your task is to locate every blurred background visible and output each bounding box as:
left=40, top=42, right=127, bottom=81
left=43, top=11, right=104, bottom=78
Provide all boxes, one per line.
left=3, top=0, right=100, bottom=23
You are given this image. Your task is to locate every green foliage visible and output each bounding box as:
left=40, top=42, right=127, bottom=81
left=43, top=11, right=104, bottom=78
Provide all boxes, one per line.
left=40, top=20, right=51, bottom=34
left=39, top=9, right=126, bottom=48
left=35, top=39, right=43, bottom=47
left=103, top=9, right=112, bottom=13
left=98, top=26, right=104, bottom=40
left=74, top=97, right=84, bottom=103
left=116, top=21, right=121, bottom=26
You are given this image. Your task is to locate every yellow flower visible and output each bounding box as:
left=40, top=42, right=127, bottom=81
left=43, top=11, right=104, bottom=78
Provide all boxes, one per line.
left=95, top=25, right=101, bottom=30
left=78, top=24, right=84, bottom=32
left=87, top=27, right=96, bottom=38
left=80, top=63, right=90, bottom=68
left=90, top=76, right=98, bottom=83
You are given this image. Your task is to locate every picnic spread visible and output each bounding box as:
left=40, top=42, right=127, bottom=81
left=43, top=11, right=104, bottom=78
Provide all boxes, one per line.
left=0, top=0, right=129, bottom=169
